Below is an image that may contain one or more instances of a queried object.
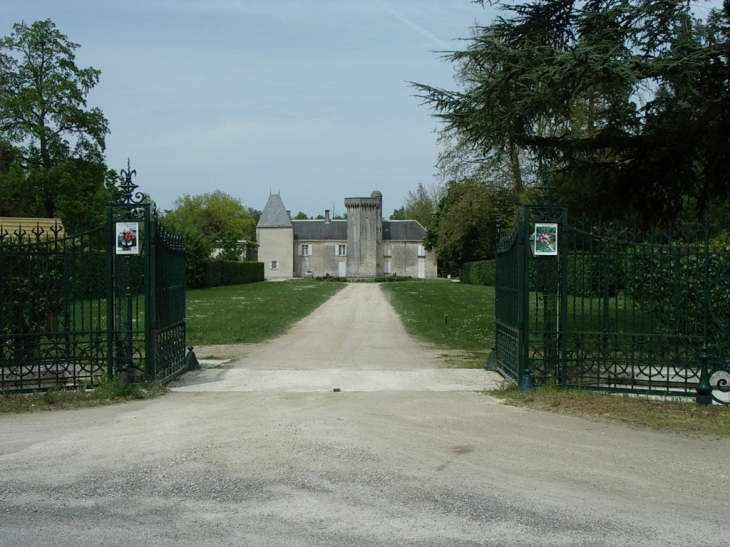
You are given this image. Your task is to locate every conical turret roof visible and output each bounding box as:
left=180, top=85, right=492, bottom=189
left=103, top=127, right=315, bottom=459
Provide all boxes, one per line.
left=257, top=193, right=292, bottom=228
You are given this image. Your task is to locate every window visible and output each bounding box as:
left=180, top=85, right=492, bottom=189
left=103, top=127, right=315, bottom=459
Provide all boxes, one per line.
left=270, top=260, right=278, bottom=270
left=335, top=244, right=347, bottom=256
left=384, top=244, right=392, bottom=257
left=417, top=245, right=426, bottom=257
left=384, top=260, right=391, bottom=274
left=299, top=244, right=311, bottom=256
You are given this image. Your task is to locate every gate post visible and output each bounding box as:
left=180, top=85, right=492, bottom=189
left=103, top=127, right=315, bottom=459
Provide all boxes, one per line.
left=106, top=165, right=150, bottom=386
left=520, top=184, right=568, bottom=386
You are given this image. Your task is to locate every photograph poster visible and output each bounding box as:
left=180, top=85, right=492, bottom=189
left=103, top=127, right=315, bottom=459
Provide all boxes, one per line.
left=116, top=222, right=140, bottom=255
left=534, top=223, right=558, bottom=255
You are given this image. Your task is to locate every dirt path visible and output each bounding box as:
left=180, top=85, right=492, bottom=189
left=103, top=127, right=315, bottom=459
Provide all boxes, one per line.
left=172, top=283, right=500, bottom=392
left=1, top=284, right=728, bottom=546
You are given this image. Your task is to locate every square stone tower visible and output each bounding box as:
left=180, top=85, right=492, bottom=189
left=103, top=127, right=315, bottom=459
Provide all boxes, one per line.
left=345, top=191, right=383, bottom=277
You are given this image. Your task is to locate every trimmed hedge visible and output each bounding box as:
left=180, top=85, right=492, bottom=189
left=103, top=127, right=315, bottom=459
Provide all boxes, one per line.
left=460, top=260, right=496, bottom=286
left=199, top=260, right=264, bottom=288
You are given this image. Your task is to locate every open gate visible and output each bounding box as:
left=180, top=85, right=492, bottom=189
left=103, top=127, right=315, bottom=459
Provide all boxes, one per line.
left=493, top=186, right=730, bottom=405
left=0, top=168, right=186, bottom=392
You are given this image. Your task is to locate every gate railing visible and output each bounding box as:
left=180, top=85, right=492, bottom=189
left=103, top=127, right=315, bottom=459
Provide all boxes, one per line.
left=494, top=188, right=730, bottom=405
left=0, top=167, right=186, bottom=392
left=0, top=222, right=108, bottom=391
left=149, top=217, right=186, bottom=383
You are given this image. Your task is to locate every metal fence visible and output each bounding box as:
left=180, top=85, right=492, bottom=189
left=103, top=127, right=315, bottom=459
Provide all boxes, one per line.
left=0, top=223, right=108, bottom=391
left=494, top=188, right=730, bottom=405
left=0, top=168, right=186, bottom=392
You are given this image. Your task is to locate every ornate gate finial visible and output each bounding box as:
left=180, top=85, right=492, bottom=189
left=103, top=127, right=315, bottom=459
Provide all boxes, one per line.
left=118, top=160, right=141, bottom=206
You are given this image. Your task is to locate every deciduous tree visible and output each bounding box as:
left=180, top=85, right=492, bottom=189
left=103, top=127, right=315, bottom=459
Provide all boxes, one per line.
left=424, top=179, right=515, bottom=270
left=0, top=19, right=115, bottom=225
left=163, top=190, right=257, bottom=246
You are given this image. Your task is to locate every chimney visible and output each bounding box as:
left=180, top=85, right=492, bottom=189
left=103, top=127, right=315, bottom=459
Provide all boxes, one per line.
left=286, top=210, right=291, bottom=219
left=325, top=209, right=330, bottom=224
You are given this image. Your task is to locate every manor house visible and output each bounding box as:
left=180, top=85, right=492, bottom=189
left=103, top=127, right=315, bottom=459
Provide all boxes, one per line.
left=256, top=191, right=437, bottom=280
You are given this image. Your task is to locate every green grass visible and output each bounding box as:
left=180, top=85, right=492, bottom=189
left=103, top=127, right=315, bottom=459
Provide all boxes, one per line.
left=381, top=279, right=495, bottom=368
left=491, top=383, right=730, bottom=438
left=0, top=378, right=168, bottom=414
left=186, top=279, right=345, bottom=345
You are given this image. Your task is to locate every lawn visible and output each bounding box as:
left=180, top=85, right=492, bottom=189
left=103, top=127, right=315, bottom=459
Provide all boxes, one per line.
left=381, top=279, right=495, bottom=368
left=185, top=279, right=345, bottom=345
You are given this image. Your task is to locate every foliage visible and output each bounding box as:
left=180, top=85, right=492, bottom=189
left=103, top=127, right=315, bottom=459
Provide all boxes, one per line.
left=293, top=211, right=310, bottom=220
left=0, top=19, right=116, bottom=225
left=201, top=260, right=264, bottom=288
left=186, top=280, right=344, bottom=345
left=424, top=179, right=516, bottom=268
left=414, top=1, right=730, bottom=228
left=434, top=126, right=538, bottom=199
left=163, top=191, right=259, bottom=286
left=218, top=231, right=242, bottom=262
left=169, top=224, right=211, bottom=289
left=390, top=182, right=443, bottom=228
left=163, top=190, right=257, bottom=247
left=460, top=260, right=496, bottom=286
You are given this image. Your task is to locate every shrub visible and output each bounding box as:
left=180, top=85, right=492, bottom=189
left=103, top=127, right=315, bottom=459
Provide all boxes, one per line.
left=460, top=260, right=496, bottom=286
left=203, top=260, right=263, bottom=288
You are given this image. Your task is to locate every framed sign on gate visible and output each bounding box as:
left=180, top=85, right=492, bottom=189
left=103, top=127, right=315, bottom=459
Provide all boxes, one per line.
left=115, top=221, right=140, bottom=254
left=533, top=223, right=558, bottom=255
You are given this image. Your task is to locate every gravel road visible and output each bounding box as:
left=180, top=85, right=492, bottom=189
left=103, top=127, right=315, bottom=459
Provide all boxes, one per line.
left=1, top=283, right=728, bottom=546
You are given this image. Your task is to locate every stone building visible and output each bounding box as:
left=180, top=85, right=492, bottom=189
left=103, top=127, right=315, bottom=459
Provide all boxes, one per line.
left=256, top=191, right=437, bottom=279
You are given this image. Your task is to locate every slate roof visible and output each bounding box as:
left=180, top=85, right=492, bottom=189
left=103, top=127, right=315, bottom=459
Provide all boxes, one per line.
left=291, top=219, right=426, bottom=242
left=292, top=220, right=347, bottom=241
left=383, top=220, right=426, bottom=241
left=257, top=194, right=292, bottom=228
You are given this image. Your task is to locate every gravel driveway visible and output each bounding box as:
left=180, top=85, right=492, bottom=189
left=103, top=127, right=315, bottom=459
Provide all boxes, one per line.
left=1, top=283, right=728, bottom=546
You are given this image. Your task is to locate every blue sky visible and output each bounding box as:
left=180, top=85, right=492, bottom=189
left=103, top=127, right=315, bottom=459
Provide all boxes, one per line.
left=1, top=0, right=497, bottom=218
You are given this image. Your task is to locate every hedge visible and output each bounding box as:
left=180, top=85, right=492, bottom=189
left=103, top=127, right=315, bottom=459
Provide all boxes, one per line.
left=459, top=260, right=496, bottom=286
left=197, top=260, right=264, bottom=288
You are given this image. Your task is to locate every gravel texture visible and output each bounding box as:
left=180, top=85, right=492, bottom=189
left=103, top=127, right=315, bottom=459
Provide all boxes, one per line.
left=1, top=283, right=728, bottom=546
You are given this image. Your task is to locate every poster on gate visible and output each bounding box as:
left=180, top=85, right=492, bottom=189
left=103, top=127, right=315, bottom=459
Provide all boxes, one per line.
left=115, top=222, right=140, bottom=255
left=533, top=223, right=558, bottom=256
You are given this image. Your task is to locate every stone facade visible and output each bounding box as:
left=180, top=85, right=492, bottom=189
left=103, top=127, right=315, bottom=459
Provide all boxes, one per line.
left=256, top=191, right=437, bottom=280
left=255, top=194, right=294, bottom=280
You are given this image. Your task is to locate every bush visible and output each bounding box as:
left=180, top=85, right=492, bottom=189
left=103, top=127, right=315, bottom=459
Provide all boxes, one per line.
left=177, top=228, right=211, bottom=289
left=203, top=260, right=222, bottom=287
left=203, top=260, right=263, bottom=288
left=460, top=260, right=496, bottom=286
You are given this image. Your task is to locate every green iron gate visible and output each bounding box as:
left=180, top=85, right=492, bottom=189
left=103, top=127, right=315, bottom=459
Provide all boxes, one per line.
left=494, top=187, right=568, bottom=387
left=0, top=168, right=186, bottom=392
left=494, top=187, right=730, bottom=405
left=107, top=166, right=186, bottom=385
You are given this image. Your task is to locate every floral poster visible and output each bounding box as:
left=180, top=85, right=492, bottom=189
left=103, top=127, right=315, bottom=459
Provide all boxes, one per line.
left=115, top=222, right=139, bottom=255
left=534, top=223, right=558, bottom=256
